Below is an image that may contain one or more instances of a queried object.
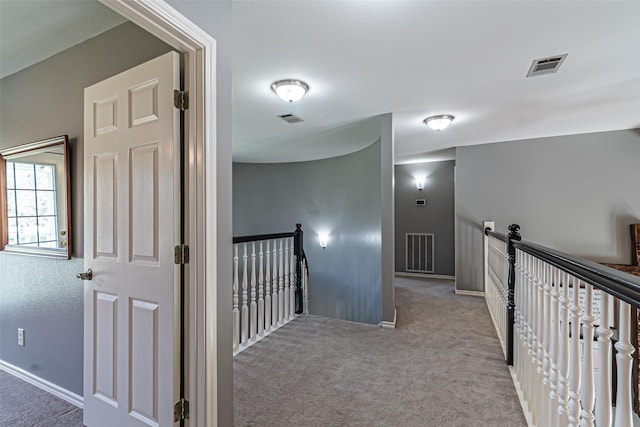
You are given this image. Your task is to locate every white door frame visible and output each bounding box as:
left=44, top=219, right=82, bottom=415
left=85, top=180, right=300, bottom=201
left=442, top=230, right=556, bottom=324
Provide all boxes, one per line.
left=97, top=1, right=218, bottom=425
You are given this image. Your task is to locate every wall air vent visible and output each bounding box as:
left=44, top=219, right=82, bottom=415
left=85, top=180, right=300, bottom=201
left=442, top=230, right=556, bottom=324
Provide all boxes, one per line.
left=406, top=233, right=434, bottom=273
left=278, top=113, right=304, bottom=124
left=526, top=53, right=568, bottom=77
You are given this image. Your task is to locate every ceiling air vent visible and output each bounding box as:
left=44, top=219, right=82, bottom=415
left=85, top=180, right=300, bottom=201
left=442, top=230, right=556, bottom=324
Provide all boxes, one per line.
left=278, top=113, right=304, bottom=124
left=526, top=54, right=568, bottom=77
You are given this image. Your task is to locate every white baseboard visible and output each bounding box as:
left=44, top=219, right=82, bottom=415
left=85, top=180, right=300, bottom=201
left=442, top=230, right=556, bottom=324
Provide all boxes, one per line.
left=395, top=272, right=455, bottom=281
left=380, top=308, right=397, bottom=329
left=0, top=359, right=83, bottom=408
left=455, top=289, right=485, bottom=297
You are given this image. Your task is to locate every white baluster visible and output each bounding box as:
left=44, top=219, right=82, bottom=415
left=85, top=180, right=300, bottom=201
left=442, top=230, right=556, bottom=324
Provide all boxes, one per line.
left=232, top=244, right=240, bottom=354
left=568, top=277, right=582, bottom=426
left=536, top=259, right=546, bottom=424
left=527, top=254, right=537, bottom=416
left=250, top=242, right=257, bottom=342
left=303, top=260, right=309, bottom=314
left=580, top=283, right=595, bottom=427
left=596, top=292, right=613, bottom=427
left=272, top=239, right=278, bottom=327
left=258, top=241, right=265, bottom=337
left=542, top=262, right=553, bottom=426
left=549, top=267, right=561, bottom=427
left=265, top=240, right=272, bottom=333
left=525, top=253, right=536, bottom=420
left=241, top=243, right=249, bottom=346
left=513, top=249, right=520, bottom=376
left=557, top=272, right=571, bottom=426
left=516, top=250, right=525, bottom=388
left=284, top=238, right=290, bottom=322
left=278, top=238, right=284, bottom=325
left=290, top=237, right=296, bottom=319
left=614, top=300, right=634, bottom=427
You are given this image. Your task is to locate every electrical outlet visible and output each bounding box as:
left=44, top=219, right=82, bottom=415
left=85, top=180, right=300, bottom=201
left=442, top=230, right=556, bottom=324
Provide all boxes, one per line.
left=17, top=328, right=24, bottom=346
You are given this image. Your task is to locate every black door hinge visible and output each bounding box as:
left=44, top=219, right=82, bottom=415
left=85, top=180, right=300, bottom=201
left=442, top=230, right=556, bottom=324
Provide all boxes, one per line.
left=174, top=244, right=189, bottom=265
left=174, top=90, right=189, bottom=111
left=174, top=398, right=190, bottom=422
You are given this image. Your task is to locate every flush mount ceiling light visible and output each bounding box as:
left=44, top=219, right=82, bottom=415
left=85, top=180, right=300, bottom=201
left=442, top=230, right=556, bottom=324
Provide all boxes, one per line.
left=271, top=79, right=309, bottom=103
left=423, top=115, right=454, bottom=131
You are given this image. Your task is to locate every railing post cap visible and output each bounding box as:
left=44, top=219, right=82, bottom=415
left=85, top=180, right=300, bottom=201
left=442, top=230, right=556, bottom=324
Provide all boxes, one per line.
left=508, top=224, right=521, bottom=240
left=295, top=223, right=302, bottom=230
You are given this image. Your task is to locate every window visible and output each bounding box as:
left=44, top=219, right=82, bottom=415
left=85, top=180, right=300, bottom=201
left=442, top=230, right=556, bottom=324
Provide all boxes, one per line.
left=5, top=161, right=58, bottom=247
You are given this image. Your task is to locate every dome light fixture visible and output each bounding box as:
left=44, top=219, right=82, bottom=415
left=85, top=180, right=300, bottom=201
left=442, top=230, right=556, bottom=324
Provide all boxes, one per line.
left=271, top=79, right=310, bottom=103
left=423, top=114, right=455, bottom=131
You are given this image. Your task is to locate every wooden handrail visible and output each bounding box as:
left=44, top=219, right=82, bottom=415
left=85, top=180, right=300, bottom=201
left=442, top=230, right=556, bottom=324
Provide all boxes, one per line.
left=512, top=238, right=640, bottom=310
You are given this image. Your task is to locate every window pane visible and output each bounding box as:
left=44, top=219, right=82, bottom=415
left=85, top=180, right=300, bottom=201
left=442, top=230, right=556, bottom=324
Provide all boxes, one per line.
left=39, top=240, right=58, bottom=248
left=13, top=162, right=35, bottom=189
left=15, top=190, right=36, bottom=216
left=35, top=164, right=55, bottom=190
left=36, top=191, right=56, bottom=215
left=8, top=218, right=18, bottom=245
left=6, top=189, right=16, bottom=217
left=17, top=217, right=38, bottom=244
left=37, top=216, right=57, bottom=243
left=6, top=163, right=15, bottom=189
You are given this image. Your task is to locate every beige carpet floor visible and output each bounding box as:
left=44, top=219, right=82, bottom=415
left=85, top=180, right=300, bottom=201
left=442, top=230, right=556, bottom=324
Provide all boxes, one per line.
left=1, top=277, right=526, bottom=426
left=0, top=370, right=83, bottom=426
left=233, top=277, right=527, bottom=427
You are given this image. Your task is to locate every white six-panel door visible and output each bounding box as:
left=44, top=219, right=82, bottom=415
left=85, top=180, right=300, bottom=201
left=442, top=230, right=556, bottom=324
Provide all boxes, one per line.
left=83, top=51, right=181, bottom=427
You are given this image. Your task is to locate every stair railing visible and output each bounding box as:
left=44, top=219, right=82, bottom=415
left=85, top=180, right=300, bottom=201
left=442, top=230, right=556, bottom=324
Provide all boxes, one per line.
left=484, top=223, right=640, bottom=427
left=232, top=224, right=307, bottom=355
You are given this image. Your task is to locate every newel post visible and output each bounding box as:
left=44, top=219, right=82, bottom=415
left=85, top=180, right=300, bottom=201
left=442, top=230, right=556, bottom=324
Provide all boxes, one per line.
left=507, top=223, right=521, bottom=366
left=294, top=223, right=304, bottom=314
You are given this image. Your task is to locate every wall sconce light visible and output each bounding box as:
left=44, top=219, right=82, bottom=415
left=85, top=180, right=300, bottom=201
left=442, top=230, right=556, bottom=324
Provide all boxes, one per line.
left=415, top=176, right=426, bottom=191
left=318, top=233, right=329, bottom=249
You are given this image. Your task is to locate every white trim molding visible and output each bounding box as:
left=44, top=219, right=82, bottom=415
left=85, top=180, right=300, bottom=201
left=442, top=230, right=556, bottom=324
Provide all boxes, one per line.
left=98, top=1, right=218, bottom=425
left=380, top=308, right=397, bottom=329
left=455, top=289, right=485, bottom=297
left=0, top=360, right=83, bottom=408
left=395, top=272, right=455, bottom=281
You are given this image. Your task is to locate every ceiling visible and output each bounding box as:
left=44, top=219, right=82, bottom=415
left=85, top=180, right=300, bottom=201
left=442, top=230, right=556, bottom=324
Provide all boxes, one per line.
left=0, top=0, right=125, bottom=79
left=233, top=0, right=640, bottom=163
left=2, top=1, right=639, bottom=164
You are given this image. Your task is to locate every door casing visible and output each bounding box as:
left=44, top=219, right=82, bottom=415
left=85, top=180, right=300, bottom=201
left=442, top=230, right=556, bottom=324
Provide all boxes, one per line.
left=96, top=1, right=219, bottom=425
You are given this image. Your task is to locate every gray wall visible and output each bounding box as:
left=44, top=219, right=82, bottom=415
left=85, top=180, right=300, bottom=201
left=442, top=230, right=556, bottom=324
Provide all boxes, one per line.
left=233, top=140, right=383, bottom=325
left=165, top=1, right=234, bottom=424
left=395, top=160, right=455, bottom=276
left=0, top=22, right=171, bottom=396
left=455, top=129, right=640, bottom=292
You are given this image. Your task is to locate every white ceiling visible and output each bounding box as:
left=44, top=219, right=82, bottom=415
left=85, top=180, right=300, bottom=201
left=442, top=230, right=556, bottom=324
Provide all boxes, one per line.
left=233, top=0, right=640, bottom=163
left=2, top=1, right=639, bottom=164
left=0, top=0, right=125, bottom=79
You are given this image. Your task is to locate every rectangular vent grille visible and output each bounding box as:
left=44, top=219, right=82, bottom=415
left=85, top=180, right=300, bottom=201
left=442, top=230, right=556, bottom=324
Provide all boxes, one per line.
left=526, top=53, right=568, bottom=77
left=406, top=233, right=434, bottom=273
left=278, top=114, right=304, bottom=124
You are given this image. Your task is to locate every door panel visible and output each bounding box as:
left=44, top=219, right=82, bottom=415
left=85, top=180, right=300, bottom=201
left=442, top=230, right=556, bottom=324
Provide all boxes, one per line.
left=83, top=51, right=180, bottom=427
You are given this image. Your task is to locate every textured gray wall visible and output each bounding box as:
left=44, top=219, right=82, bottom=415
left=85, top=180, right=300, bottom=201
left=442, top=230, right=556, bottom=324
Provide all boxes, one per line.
left=165, top=1, right=234, bottom=424
left=455, top=129, right=640, bottom=292
left=233, top=140, right=383, bottom=325
left=395, top=160, right=455, bottom=276
left=0, top=22, right=171, bottom=395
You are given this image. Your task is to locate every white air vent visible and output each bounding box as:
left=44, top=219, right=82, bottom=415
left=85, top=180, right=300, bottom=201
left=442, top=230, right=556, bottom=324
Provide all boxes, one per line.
left=526, top=54, right=568, bottom=77
left=406, top=233, right=434, bottom=273
left=278, top=113, right=304, bottom=124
